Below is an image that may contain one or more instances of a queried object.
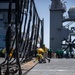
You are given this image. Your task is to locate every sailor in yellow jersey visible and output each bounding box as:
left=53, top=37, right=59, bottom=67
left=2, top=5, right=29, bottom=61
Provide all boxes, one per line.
left=34, top=48, right=46, bottom=63
left=42, top=44, right=50, bottom=63
left=2, top=48, right=14, bottom=58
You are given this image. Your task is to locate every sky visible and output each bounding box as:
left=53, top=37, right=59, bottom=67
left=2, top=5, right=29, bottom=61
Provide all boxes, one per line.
left=34, top=0, right=75, bottom=48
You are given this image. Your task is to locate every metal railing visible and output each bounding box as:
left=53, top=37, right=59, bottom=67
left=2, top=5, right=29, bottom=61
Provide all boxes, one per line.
left=0, top=0, right=44, bottom=75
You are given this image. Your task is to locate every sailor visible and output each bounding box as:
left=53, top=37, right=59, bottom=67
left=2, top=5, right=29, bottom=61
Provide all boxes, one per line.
left=34, top=47, right=45, bottom=63
left=42, top=44, right=50, bottom=63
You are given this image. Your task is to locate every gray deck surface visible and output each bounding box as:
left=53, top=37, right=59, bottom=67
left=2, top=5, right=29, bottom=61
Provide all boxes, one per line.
left=26, top=59, right=75, bottom=75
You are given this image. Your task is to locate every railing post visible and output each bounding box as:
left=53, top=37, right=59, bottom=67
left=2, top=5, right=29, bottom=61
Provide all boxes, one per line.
left=40, top=18, right=44, bottom=47
left=15, top=0, right=22, bottom=74
left=0, top=66, right=1, bottom=75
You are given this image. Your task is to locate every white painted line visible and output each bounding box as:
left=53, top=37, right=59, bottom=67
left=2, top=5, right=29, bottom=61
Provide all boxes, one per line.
left=31, top=69, right=75, bottom=72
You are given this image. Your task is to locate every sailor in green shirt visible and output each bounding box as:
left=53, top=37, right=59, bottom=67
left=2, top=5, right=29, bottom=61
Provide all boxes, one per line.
left=60, top=49, right=64, bottom=58
left=48, top=48, right=52, bottom=58
left=56, top=49, right=61, bottom=58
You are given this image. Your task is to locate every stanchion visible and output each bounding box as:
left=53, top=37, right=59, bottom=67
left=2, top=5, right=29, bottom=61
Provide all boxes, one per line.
left=0, top=66, right=1, bottom=75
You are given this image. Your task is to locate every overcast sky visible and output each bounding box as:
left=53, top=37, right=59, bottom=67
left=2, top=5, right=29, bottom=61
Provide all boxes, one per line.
left=34, top=0, right=75, bottom=48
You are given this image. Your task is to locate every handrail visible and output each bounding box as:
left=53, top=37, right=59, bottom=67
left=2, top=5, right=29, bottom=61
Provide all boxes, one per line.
left=0, top=0, right=44, bottom=75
